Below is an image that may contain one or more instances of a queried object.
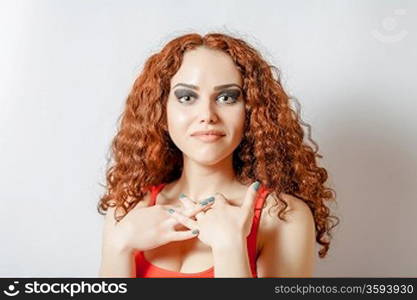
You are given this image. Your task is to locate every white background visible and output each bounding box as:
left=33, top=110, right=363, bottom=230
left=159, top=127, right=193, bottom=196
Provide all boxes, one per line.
left=0, top=0, right=416, bottom=277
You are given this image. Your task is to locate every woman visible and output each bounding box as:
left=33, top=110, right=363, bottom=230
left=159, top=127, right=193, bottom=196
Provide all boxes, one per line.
left=98, top=32, right=339, bottom=278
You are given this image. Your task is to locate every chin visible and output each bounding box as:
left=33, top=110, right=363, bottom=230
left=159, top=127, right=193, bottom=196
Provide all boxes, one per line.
left=185, top=151, right=231, bottom=167
left=195, top=159, right=224, bottom=167
left=191, top=156, right=224, bottom=166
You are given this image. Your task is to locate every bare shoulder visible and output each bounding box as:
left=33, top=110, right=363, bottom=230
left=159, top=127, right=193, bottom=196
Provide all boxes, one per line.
left=114, top=183, right=153, bottom=209
left=114, top=190, right=152, bottom=213
left=258, top=191, right=315, bottom=247
left=261, top=191, right=313, bottom=222
left=132, top=190, right=152, bottom=208
left=256, top=191, right=317, bottom=277
left=103, top=190, right=153, bottom=225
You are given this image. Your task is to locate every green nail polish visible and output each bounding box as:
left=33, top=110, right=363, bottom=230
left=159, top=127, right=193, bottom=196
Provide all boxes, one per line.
left=200, top=200, right=208, bottom=206
left=179, top=193, right=187, bottom=199
left=192, top=229, right=199, bottom=235
left=253, top=181, right=260, bottom=191
left=168, top=208, right=175, bottom=214
left=207, top=196, right=215, bottom=203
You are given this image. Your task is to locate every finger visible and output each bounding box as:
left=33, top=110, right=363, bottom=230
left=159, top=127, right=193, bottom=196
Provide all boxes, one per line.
left=188, top=197, right=215, bottom=216
left=241, top=181, right=261, bottom=215
left=159, top=203, right=184, bottom=213
left=162, top=197, right=214, bottom=227
left=167, top=229, right=200, bottom=242
left=179, top=193, right=197, bottom=210
left=180, top=194, right=214, bottom=212
left=165, top=208, right=199, bottom=230
left=197, top=195, right=216, bottom=207
left=212, top=193, right=227, bottom=207
left=195, top=211, right=205, bottom=221
left=178, top=196, right=214, bottom=218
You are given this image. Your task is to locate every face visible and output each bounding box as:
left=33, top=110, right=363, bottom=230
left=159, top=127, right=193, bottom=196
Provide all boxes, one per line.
left=166, top=46, right=245, bottom=166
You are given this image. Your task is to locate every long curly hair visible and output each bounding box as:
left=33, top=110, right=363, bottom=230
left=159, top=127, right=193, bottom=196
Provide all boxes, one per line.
left=97, top=32, right=339, bottom=258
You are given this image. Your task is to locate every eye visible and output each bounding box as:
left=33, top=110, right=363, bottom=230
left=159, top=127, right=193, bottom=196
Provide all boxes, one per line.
left=178, top=95, right=195, bottom=104
left=217, top=91, right=240, bottom=104
left=173, top=89, right=241, bottom=105
left=174, top=89, right=197, bottom=104
left=217, top=94, right=235, bottom=104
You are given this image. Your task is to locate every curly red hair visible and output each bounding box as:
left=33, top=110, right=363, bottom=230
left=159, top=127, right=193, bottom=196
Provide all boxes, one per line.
left=98, top=32, right=339, bottom=258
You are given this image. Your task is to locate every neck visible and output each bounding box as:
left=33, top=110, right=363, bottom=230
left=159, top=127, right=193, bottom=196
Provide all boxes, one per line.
left=175, top=154, right=240, bottom=202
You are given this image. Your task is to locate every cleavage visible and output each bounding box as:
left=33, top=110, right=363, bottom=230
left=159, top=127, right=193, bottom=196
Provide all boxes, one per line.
left=144, top=238, right=213, bottom=273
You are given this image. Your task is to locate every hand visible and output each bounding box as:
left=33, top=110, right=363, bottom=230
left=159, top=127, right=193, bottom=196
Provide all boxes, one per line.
left=193, top=181, right=261, bottom=249
left=177, top=193, right=216, bottom=224
left=101, top=197, right=213, bottom=254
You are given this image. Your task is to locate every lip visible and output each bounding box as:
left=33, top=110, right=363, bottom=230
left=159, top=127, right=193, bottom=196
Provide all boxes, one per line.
left=192, top=134, right=225, bottom=143
left=191, top=130, right=226, bottom=136
left=190, top=130, right=226, bottom=143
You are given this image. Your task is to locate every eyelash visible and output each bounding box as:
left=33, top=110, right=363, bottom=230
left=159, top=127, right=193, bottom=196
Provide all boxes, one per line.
left=176, top=93, right=239, bottom=105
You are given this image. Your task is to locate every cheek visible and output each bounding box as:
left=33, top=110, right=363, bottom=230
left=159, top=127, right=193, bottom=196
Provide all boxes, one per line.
left=168, top=111, right=188, bottom=129
left=167, top=103, right=190, bottom=141
left=228, top=108, right=245, bottom=138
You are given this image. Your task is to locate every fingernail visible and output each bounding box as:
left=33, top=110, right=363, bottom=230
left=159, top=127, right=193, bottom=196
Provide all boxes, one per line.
left=192, top=229, right=199, bottom=235
left=200, top=196, right=215, bottom=206
left=179, top=193, right=187, bottom=199
left=167, top=208, right=175, bottom=214
left=253, top=181, right=260, bottom=191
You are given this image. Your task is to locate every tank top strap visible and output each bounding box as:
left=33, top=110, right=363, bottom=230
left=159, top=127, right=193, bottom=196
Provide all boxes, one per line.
left=247, top=184, right=271, bottom=277
left=149, top=183, right=166, bottom=206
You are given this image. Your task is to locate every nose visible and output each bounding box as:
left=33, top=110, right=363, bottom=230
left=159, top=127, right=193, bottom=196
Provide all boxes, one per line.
left=198, top=97, right=218, bottom=124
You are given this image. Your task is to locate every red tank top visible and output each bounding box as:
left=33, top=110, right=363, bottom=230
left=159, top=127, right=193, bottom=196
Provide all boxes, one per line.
left=135, top=183, right=270, bottom=278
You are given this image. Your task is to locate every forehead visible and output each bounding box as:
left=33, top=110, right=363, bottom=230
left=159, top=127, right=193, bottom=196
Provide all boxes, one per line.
left=170, top=47, right=242, bottom=88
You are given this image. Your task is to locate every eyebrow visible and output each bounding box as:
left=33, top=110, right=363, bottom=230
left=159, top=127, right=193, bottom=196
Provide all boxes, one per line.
left=173, top=83, right=242, bottom=91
